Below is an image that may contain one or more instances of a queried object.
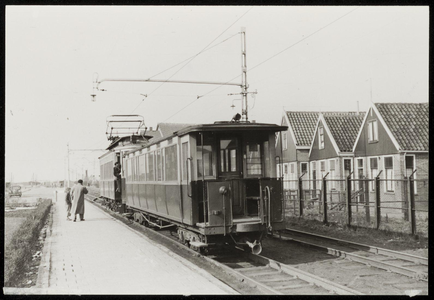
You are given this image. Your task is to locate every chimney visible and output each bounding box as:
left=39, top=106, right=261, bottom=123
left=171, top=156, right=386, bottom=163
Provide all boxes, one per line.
left=356, top=101, right=359, bottom=116
left=149, top=127, right=153, bottom=131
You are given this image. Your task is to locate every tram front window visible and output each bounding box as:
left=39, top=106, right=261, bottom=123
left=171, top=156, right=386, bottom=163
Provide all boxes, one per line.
left=197, top=134, right=215, bottom=179
left=220, top=138, right=238, bottom=174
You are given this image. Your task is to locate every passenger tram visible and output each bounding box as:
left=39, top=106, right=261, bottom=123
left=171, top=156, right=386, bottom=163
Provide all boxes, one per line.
left=99, top=117, right=288, bottom=254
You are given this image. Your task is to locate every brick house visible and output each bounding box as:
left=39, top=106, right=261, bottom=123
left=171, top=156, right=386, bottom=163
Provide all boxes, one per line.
left=308, top=112, right=365, bottom=197
left=352, top=103, right=429, bottom=210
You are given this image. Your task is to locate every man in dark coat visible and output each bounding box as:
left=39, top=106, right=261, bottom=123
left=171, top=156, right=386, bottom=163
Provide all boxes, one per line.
left=70, top=179, right=88, bottom=222
left=114, top=162, right=121, bottom=192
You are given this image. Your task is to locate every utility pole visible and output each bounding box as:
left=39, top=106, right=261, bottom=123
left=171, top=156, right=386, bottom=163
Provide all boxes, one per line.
left=241, top=27, right=248, bottom=122
left=67, top=143, right=71, bottom=188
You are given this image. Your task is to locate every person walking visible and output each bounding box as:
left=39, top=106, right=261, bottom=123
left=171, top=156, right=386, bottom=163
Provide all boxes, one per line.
left=70, top=179, right=88, bottom=222
left=65, top=187, right=72, bottom=220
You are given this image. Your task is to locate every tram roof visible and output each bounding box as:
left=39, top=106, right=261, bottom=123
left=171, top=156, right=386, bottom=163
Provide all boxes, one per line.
left=175, top=122, right=288, bottom=136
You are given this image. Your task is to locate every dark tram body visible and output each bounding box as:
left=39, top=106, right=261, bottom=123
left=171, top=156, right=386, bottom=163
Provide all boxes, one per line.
left=99, top=121, right=288, bottom=253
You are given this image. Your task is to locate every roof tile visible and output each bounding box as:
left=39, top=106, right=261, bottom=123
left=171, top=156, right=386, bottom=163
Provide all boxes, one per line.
left=323, top=113, right=365, bottom=152
left=375, top=103, right=428, bottom=151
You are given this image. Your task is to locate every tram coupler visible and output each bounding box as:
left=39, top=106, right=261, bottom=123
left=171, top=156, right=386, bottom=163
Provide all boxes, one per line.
left=246, top=240, right=262, bottom=255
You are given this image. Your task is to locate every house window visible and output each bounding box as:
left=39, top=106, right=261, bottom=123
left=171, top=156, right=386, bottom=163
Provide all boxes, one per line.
left=320, top=161, right=325, bottom=172
left=319, top=127, right=324, bottom=149
left=290, top=164, right=294, bottom=174
left=385, top=156, right=394, bottom=192
left=284, top=164, right=288, bottom=174
left=329, top=159, right=335, bottom=189
left=370, top=157, right=378, bottom=191
left=300, top=162, right=308, bottom=175
left=405, top=155, right=417, bottom=194
left=368, top=120, right=378, bottom=143
left=282, top=132, right=288, bottom=150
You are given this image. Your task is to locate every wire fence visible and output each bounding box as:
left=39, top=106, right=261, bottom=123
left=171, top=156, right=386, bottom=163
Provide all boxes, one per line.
left=283, top=176, right=428, bottom=237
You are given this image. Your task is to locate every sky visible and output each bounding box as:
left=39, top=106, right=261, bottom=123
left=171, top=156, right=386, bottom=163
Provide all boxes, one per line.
left=5, top=6, right=429, bottom=183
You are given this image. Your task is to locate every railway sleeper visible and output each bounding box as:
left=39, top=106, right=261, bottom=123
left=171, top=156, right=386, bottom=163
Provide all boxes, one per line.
left=273, top=282, right=314, bottom=290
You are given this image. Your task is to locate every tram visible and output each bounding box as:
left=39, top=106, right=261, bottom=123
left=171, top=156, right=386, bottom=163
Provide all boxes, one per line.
left=99, top=118, right=288, bottom=254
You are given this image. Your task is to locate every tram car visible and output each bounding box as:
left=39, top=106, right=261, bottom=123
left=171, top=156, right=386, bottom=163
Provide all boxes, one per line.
left=99, top=119, right=288, bottom=254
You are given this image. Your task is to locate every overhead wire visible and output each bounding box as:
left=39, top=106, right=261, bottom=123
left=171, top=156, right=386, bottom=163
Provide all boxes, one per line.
left=132, top=7, right=253, bottom=113
left=166, top=7, right=359, bottom=121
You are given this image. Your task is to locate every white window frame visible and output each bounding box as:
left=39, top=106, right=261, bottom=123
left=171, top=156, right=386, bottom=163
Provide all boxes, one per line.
left=300, top=162, right=308, bottom=176
left=384, top=155, right=394, bottom=192
left=318, top=127, right=324, bottom=149
left=328, top=159, right=336, bottom=190
left=369, top=157, right=378, bottom=191
left=368, top=120, right=378, bottom=143
left=282, top=131, right=288, bottom=150
left=405, top=154, right=417, bottom=194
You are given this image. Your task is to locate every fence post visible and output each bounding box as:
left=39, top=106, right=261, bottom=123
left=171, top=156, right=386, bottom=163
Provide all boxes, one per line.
left=409, top=174, right=417, bottom=235
left=323, top=172, right=329, bottom=224
left=403, top=176, right=409, bottom=221
left=346, top=173, right=352, bottom=227
left=364, top=180, right=370, bottom=224
left=375, top=175, right=381, bottom=229
left=298, top=175, right=304, bottom=217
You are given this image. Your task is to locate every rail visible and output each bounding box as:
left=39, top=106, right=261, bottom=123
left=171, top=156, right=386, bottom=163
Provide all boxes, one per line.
left=277, top=228, right=427, bottom=281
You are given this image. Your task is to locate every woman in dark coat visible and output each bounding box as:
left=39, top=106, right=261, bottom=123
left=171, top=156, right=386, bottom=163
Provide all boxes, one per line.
left=70, top=179, right=88, bottom=222
left=65, top=187, right=72, bottom=220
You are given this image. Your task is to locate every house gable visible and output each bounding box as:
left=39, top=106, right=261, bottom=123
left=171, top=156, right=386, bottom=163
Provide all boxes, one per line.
left=309, top=118, right=338, bottom=160
left=354, top=106, right=399, bottom=156
left=280, top=115, right=297, bottom=162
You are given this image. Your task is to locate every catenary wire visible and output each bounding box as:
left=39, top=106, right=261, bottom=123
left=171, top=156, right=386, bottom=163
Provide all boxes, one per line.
left=163, top=7, right=359, bottom=122
left=132, top=7, right=253, bottom=113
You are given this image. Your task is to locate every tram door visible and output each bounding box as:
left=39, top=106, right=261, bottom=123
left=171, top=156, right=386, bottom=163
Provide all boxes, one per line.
left=218, top=136, right=243, bottom=216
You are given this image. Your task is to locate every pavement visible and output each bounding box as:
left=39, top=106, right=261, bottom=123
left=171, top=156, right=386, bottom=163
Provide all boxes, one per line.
left=4, top=190, right=237, bottom=295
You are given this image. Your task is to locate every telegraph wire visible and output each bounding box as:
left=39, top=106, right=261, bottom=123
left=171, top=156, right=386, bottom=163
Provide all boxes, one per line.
left=249, top=7, right=359, bottom=73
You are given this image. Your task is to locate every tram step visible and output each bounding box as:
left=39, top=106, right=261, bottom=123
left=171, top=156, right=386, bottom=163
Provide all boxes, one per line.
left=189, top=241, right=208, bottom=248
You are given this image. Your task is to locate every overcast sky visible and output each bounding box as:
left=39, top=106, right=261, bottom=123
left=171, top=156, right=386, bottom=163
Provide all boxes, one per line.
left=5, top=6, right=428, bottom=182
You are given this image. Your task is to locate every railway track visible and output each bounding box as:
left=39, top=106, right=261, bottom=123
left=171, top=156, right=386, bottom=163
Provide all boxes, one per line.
left=85, top=194, right=361, bottom=295
left=275, top=228, right=428, bottom=282
left=207, top=250, right=362, bottom=295
left=84, top=194, right=426, bottom=294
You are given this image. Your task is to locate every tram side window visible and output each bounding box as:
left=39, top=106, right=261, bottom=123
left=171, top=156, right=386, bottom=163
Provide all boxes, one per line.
left=197, top=135, right=215, bottom=178
left=156, top=149, right=163, bottom=181
left=134, top=157, right=139, bottom=181
left=127, top=158, right=132, bottom=182
left=165, top=145, right=178, bottom=181
left=182, top=142, right=188, bottom=181
left=220, top=138, right=238, bottom=173
left=139, top=155, right=145, bottom=181
left=146, top=152, right=155, bottom=181
left=246, top=142, right=262, bottom=176
left=263, top=140, right=270, bottom=177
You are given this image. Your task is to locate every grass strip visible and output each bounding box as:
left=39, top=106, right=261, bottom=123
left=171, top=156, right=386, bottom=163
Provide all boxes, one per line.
left=4, top=199, right=52, bottom=287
